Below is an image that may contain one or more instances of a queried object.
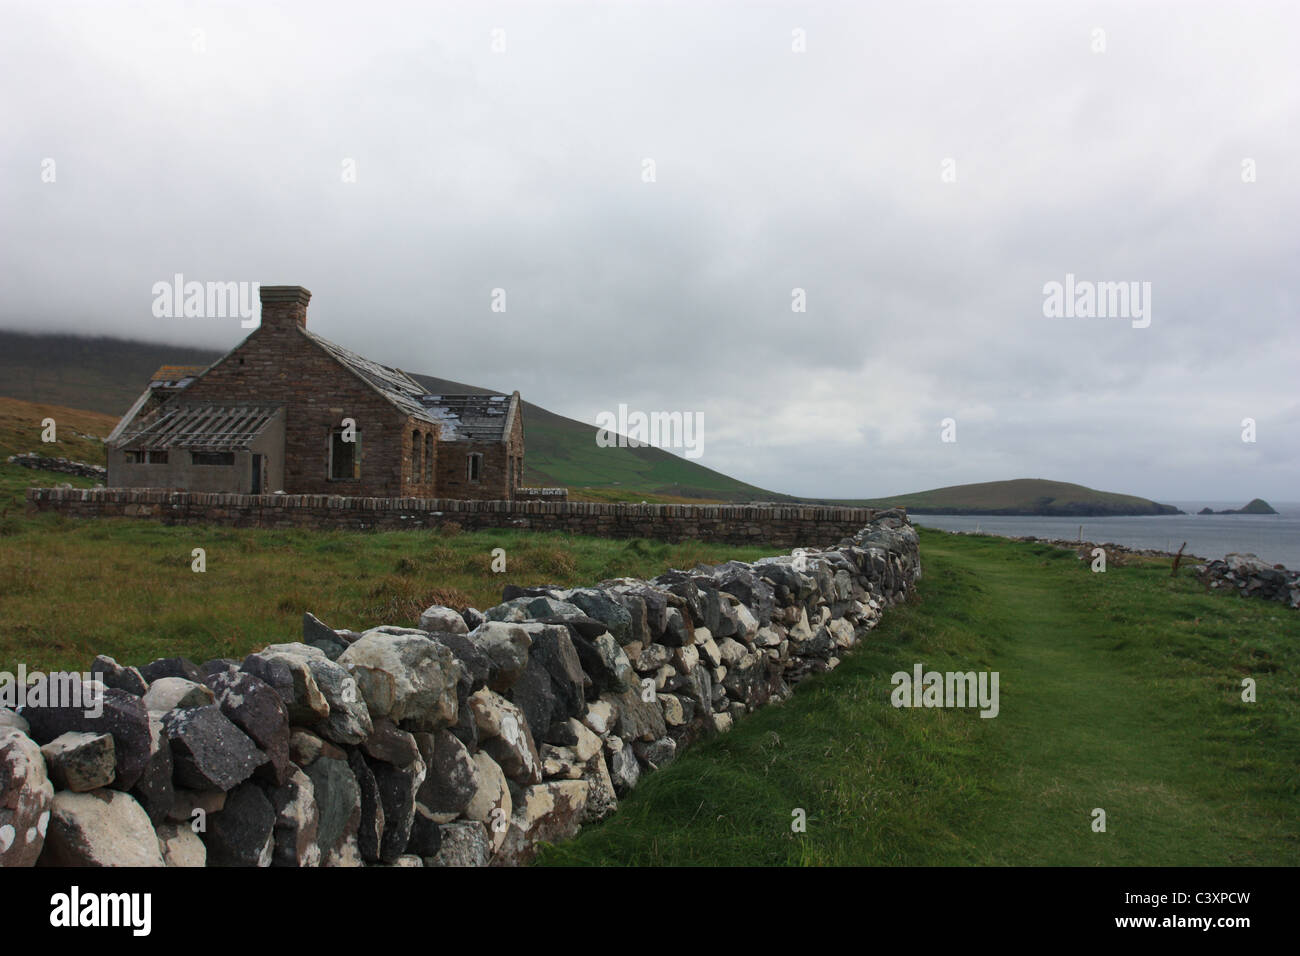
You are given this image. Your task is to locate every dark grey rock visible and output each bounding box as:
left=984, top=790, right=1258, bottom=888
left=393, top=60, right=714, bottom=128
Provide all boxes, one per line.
left=406, top=804, right=442, bottom=857
left=438, top=632, right=493, bottom=691
left=362, top=719, right=420, bottom=765
left=610, top=592, right=648, bottom=645
left=240, top=651, right=328, bottom=724
left=415, top=730, right=478, bottom=818
left=466, top=621, right=532, bottom=692
left=89, top=656, right=148, bottom=696
left=163, top=705, right=266, bottom=791
left=204, top=781, right=274, bottom=867
left=509, top=624, right=586, bottom=737
left=609, top=687, right=666, bottom=743
left=201, top=659, right=240, bottom=678
left=661, top=607, right=695, bottom=647
left=140, top=657, right=203, bottom=684
left=348, top=749, right=384, bottom=863
left=569, top=630, right=634, bottom=693
left=129, top=712, right=174, bottom=825
left=303, top=612, right=352, bottom=660
left=369, top=755, right=424, bottom=864
left=633, top=736, right=677, bottom=770
left=566, top=589, right=634, bottom=644
left=304, top=755, right=360, bottom=865
left=262, top=765, right=319, bottom=867
left=21, top=684, right=153, bottom=793
left=205, top=670, right=292, bottom=785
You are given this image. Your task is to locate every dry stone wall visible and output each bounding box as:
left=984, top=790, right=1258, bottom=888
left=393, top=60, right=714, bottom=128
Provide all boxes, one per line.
left=8, top=454, right=106, bottom=481
left=0, top=511, right=919, bottom=867
left=26, top=486, right=890, bottom=547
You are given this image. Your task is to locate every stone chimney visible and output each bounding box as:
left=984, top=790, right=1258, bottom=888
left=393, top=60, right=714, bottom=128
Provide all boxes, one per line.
left=259, top=285, right=311, bottom=330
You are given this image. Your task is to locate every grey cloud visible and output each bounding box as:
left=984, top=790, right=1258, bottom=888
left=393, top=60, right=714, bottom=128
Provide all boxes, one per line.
left=1, top=0, right=1297, bottom=500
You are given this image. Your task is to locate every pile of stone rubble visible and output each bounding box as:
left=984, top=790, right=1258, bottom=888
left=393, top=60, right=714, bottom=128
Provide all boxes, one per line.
left=1196, top=553, right=1300, bottom=609
left=7, top=452, right=107, bottom=481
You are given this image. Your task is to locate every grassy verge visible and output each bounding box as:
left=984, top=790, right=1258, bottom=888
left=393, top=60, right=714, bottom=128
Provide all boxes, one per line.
left=0, top=395, right=115, bottom=465
left=0, top=501, right=772, bottom=674
left=536, top=529, right=1299, bottom=866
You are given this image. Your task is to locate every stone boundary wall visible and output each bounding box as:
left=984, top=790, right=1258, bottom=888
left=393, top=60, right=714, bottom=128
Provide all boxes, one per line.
left=25, top=486, right=891, bottom=547
left=8, top=454, right=107, bottom=481
left=0, top=511, right=920, bottom=868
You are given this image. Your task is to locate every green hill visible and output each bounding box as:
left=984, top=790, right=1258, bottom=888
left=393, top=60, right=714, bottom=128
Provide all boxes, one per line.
left=0, top=331, right=223, bottom=418
left=0, top=331, right=1188, bottom=515
left=0, top=329, right=784, bottom=503
left=406, top=373, right=784, bottom=501
left=836, top=478, right=1183, bottom=516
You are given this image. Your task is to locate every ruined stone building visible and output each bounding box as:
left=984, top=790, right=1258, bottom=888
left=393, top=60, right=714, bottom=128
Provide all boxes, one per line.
left=106, top=286, right=525, bottom=499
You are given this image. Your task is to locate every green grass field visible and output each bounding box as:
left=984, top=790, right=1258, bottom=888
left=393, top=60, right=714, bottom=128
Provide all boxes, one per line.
left=537, top=529, right=1299, bottom=866
left=0, top=489, right=772, bottom=674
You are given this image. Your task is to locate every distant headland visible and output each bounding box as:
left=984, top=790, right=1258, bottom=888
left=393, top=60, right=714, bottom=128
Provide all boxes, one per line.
left=1197, top=498, right=1278, bottom=515
left=841, top=478, right=1185, bottom=517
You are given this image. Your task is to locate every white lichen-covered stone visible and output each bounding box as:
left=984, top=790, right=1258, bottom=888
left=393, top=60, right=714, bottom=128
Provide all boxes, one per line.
left=418, top=605, right=469, bottom=635
left=0, top=729, right=53, bottom=867
left=41, top=790, right=164, bottom=867
left=156, top=822, right=207, bottom=867
left=463, top=751, right=512, bottom=853
left=143, top=677, right=215, bottom=712
left=39, top=731, right=116, bottom=792
left=338, top=632, right=460, bottom=731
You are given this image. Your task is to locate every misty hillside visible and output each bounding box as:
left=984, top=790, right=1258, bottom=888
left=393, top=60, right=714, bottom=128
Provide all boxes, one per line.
left=0, top=329, right=783, bottom=502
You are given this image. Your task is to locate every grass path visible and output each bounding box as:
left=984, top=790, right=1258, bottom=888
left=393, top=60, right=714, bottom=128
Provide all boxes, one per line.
left=538, top=531, right=1299, bottom=866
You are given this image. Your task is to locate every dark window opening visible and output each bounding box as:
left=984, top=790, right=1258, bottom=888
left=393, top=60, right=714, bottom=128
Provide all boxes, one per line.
left=423, top=433, right=433, bottom=483
left=330, top=428, right=361, bottom=480
left=467, top=453, right=482, bottom=482
left=126, top=449, right=168, bottom=464
left=192, top=451, right=235, bottom=466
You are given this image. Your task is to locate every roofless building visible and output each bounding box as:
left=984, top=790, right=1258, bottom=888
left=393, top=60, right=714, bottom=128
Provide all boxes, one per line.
left=106, top=286, right=525, bottom=499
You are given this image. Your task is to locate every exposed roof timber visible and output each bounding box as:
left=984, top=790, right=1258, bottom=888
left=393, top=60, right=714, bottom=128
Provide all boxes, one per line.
left=417, top=392, right=520, bottom=442
left=118, top=403, right=282, bottom=451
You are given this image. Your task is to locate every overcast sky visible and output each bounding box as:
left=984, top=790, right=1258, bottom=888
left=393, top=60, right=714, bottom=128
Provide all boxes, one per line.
left=2, top=0, right=1297, bottom=502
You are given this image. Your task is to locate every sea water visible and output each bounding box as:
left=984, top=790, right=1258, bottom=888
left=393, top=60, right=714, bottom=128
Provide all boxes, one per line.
left=910, top=502, right=1300, bottom=568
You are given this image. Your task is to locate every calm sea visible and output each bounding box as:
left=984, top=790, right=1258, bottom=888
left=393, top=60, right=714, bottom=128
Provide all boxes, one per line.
left=910, top=502, right=1300, bottom=569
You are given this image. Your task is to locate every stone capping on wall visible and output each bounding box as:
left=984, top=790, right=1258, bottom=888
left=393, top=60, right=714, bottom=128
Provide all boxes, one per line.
left=28, top=486, right=876, bottom=519
left=25, top=487, right=897, bottom=546
left=0, top=512, right=921, bottom=867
